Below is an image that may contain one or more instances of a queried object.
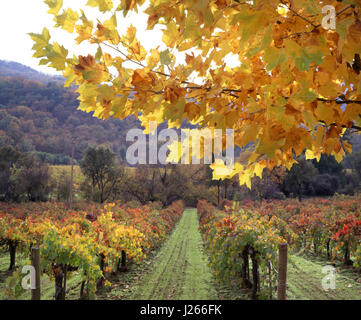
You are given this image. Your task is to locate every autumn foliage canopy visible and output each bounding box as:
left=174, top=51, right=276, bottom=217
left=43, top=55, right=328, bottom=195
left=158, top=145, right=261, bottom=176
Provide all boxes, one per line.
left=30, top=0, right=361, bottom=187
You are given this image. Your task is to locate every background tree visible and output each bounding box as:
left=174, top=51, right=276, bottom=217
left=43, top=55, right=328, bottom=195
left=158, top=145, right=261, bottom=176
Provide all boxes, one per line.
left=11, top=154, right=53, bottom=202
left=80, top=146, right=123, bottom=203
left=119, top=164, right=215, bottom=207
left=55, top=169, right=71, bottom=201
left=282, top=156, right=318, bottom=200
left=206, top=172, right=221, bottom=208
left=0, top=145, right=21, bottom=201
left=120, top=165, right=159, bottom=205
left=312, top=173, right=339, bottom=196
left=251, top=166, right=287, bottom=200
left=349, top=149, right=361, bottom=179
left=120, top=164, right=188, bottom=207
left=312, top=154, right=344, bottom=176
left=343, top=148, right=361, bottom=193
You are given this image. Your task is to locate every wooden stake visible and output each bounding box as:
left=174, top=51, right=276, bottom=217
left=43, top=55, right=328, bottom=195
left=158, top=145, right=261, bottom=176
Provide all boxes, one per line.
left=277, top=242, right=288, bottom=300
left=31, top=247, right=41, bottom=300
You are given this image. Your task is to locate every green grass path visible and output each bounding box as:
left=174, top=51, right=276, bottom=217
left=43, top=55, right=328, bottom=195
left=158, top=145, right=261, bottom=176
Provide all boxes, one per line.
left=128, top=209, right=218, bottom=300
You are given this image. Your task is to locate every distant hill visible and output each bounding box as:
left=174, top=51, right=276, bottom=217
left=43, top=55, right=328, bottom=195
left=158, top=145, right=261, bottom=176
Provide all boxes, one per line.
left=0, top=60, right=141, bottom=163
left=0, top=60, right=64, bottom=83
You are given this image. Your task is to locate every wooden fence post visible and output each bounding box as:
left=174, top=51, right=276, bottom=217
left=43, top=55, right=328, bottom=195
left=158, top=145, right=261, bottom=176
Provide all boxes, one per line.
left=277, top=242, right=288, bottom=300
left=31, top=247, right=41, bottom=300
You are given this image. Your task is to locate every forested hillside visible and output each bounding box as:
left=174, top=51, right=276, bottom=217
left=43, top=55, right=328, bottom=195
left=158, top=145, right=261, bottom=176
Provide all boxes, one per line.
left=0, top=60, right=140, bottom=163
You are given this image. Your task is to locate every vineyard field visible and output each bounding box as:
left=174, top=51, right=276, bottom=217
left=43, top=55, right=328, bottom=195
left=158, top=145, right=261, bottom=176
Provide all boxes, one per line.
left=1, top=196, right=361, bottom=300
left=0, top=200, right=185, bottom=300
left=0, top=253, right=83, bottom=300
left=197, top=195, right=361, bottom=299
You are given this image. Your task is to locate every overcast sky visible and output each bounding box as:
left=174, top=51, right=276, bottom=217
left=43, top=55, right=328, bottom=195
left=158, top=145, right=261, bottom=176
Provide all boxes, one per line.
left=0, top=0, right=239, bottom=80
left=0, top=0, right=166, bottom=75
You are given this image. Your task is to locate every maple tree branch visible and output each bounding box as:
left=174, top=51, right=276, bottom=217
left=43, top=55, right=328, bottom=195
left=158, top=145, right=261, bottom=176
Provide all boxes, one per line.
left=281, top=31, right=314, bottom=40
left=101, top=41, right=172, bottom=79
left=98, top=45, right=361, bottom=133
left=102, top=43, right=247, bottom=94
left=120, top=39, right=142, bottom=64
left=318, top=120, right=361, bottom=132
left=222, top=88, right=243, bottom=93
left=350, top=125, right=361, bottom=131
left=99, top=38, right=253, bottom=96
left=336, top=5, right=354, bottom=17
left=100, top=39, right=361, bottom=107
left=317, top=98, right=361, bottom=105
left=280, top=0, right=318, bottom=28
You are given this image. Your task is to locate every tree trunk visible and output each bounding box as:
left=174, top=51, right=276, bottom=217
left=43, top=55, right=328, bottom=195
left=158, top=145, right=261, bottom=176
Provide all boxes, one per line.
left=97, top=253, right=106, bottom=289
left=298, top=187, right=302, bottom=201
left=8, top=241, right=17, bottom=271
left=241, top=248, right=248, bottom=282
left=241, top=246, right=252, bottom=289
left=344, top=241, right=352, bottom=265
left=80, top=281, right=85, bottom=299
left=80, top=280, right=89, bottom=300
left=63, top=265, right=67, bottom=295
left=100, top=190, right=105, bottom=204
left=297, top=180, right=302, bottom=201
left=118, top=250, right=127, bottom=272
left=54, top=265, right=66, bottom=300
left=326, top=239, right=330, bottom=259
left=250, top=248, right=259, bottom=300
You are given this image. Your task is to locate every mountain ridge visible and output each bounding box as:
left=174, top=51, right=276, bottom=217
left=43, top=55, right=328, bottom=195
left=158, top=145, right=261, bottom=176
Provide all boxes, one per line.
left=0, top=60, right=64, bottom=83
